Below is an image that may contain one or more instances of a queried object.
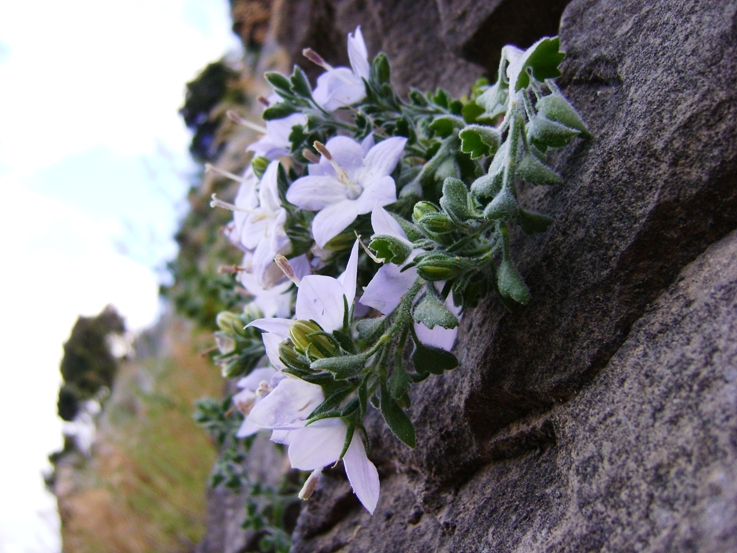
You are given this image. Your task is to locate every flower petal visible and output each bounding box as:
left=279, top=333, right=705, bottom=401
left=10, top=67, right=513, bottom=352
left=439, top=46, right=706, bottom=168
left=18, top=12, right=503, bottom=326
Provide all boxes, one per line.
left=236, top=418, right=263, bottom=438
left=247, top=377, right=324, bottom=429
left=286, top=175, right=346, bottom=211
left=262, top=333, right=286, bottom=370
left=348, top=26, right=370, bottom=81
left=358, top=137, right=407, bottom=184
left=312, top=200, right=359, bottom=248
left=354, top=175, right=397, bottom=215
left=413, top=322, right=458, bottom=352
left=343, top=433, right=380, bottom=514
left=323, top=136, right=366, bottom=172
left=288, top=418, right=347, bottom=470
left=247, top=317, right=292, bottom=337
left=337, top=239, right=360, bottom=308
left=360, top=264, right=417, bottom=315
left=296, top=274, right=347, bottom=333
left=371, top=206, right=409, bottom=242
left=237, top=367, right=278, bottom=392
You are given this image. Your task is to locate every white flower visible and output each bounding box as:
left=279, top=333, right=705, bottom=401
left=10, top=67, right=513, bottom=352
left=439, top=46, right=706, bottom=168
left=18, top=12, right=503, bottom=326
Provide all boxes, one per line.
left=360, top=207, right=460, bottom=351
left=287, top=136, right=406, bottom=248
left=247, top=239, right=360, bottom=336
left=239, top=160, right=291, bottom=287
left=312, top=26, right=370, bottom=111
left=247, top=112, right=307, bottom=160
left=248, top=375, right=380, bottom=514
left=232, top=366, right=278, bottom=438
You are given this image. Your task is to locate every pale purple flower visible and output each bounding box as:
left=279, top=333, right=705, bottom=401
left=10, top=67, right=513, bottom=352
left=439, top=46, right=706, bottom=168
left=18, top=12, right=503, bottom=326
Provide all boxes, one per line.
left=232, top=366, right=278, bottom=438
left=247, top=112, right=308, bottom=160
left=238, top=160, right=291, bottom=287
left=287, top=136, right=406, bottom=248
left=247, top=239, right=360, bottom=336
left=248, top=375, right=380, bottom=513
left=360, top=207, right=460, bottom=351
left=312, top=26, right=370, bottom=111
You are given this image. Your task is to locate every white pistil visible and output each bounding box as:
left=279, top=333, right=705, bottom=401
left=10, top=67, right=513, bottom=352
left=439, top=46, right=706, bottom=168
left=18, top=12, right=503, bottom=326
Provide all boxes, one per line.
left=210, top=194, right=256, bottom=213
left=226, top=110, right=268, bottom=134
left=298, top=468, right=323, bottom=500
left=256, top=380, right=272, bottom=397
left=313, top=141, right=362, bottom=198
left=275, top=255, right=301, bottom=286
left=205, top=163, right=249, bottom=183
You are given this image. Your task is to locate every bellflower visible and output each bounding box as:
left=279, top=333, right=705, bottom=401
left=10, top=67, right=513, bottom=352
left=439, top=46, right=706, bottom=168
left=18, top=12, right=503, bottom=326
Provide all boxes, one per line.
left=247, top=112, right=308, bottom=160
left=238, top=160, right=291, bottom=287
left=312, top=26, right=370, bottom=111
left=360, top=207, right=460, bottom=351
left=287, top=136, right=407, bottom=248
left=248, top=373, right=380, bottom=513
left=248, top=239, right=360, bottom=337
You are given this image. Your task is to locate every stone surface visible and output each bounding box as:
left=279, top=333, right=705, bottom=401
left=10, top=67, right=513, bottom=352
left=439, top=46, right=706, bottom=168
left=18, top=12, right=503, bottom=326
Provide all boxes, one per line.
left=288, top=0, right=737, bottom=550
left=436, top=0, right=572, bottom=72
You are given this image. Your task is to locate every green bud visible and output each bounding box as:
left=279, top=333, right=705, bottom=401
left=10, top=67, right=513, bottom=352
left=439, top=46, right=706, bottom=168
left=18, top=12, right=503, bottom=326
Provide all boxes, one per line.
left=289, top=320, right=338, bottom=358
left=412, top=201, right=440, bottom=223
left=418, top=212, right=456, bottom=234
left=216, top=311, right=244, bottom=336
left=483, top=188, right=519, bottom=221
left=415, top=254, right=471, bottom=281
left=219, top=357, right=243, bottom=379
left=251, top=156, right=270, bottom=179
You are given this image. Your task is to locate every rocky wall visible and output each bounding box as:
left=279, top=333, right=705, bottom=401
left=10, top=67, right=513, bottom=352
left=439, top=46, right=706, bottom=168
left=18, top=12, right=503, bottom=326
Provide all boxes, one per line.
left=200, top=0, right=737, bottom=550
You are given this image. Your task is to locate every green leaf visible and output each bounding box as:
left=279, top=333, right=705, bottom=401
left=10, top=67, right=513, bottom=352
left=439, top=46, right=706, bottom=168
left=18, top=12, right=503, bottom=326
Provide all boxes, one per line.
left=536, top=93, right=590, bottom=137
left=411, top=341, right=458, bottom=375
left=483, top=188, right=519, bottom=221
left=511, top=37, right=565, bottom=92
left=475, top=83, right=507, bottom=121
left=358, top=378, right=369, bottom=416
left=380, top=381, right=415, bottom=447
left=356, top=316, right=386, bottom=342
left=527, top=115, right=580, bottom=149
left=262, top=102, right=298, bottom=121
left=518, top=209, right=554, bottom=235
left=440, top=177, right=474, bottom=222
left=429, top=115, right=465, bottom=138
left=516, top=153, right=563, bottom=185
left=265, top=71, right=292, bottom=93
left=413, top=293, right=458, bottom=330
left=311, top=354, right=366, bottom=379
left=390, top=364, right=411, bottom=401
left=408, top=88, right=430, bottom=107
left=497, top=258, right=531, bottom=304
left=432, top=88, right=451, bottom=109
left=462, top=99, right=485, bottom=123
left=289, top=66, right=313, bottom=98
left=470, top=149, right=505, bottom=202
left=459, top=124, right=501, bottom=160
left=369, top=235, right=412, bottom=264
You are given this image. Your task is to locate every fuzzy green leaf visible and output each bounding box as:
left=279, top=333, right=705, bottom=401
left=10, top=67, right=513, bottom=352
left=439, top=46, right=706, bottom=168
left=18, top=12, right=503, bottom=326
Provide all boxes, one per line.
left=497, top=258, right=531, bottom=304
left=512, top=37, right=565, bottom=92
left=411, top=342, right=458, bottom=375
left=369, top=235, right=412, bottom=265
left=380, top=383, right=416, bottom=448
left=413, top=293, right=459, bottom=330
left=459, top=125, right=501, bottom=159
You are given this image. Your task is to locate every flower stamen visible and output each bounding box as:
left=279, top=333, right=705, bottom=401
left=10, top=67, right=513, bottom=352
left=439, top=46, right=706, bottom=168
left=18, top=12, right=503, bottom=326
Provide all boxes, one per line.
left=314, top=141, right=362, bottom=198
left=226, top=110, right=268, bottom=134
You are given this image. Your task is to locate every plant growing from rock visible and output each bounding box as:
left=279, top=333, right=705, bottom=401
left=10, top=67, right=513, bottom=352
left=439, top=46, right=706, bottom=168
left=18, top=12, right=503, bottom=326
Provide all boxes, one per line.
left=200, top=25, right=589, bottom=526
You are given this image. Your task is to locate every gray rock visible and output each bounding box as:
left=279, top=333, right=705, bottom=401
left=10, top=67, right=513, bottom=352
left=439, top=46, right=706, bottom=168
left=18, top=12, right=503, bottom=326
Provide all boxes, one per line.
left=289, top=0, right=737, bottom=550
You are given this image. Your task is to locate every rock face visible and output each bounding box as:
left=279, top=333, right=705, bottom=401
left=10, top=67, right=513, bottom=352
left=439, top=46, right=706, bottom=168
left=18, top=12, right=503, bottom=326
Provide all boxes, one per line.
left=195, top=0, right=737, bottom=550
left=265, top=0, right=737, bottom=551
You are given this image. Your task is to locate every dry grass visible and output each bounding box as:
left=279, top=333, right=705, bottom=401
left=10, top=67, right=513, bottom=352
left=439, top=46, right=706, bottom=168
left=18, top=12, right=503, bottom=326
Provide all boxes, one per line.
left=55, top=318, right=224, bottom=553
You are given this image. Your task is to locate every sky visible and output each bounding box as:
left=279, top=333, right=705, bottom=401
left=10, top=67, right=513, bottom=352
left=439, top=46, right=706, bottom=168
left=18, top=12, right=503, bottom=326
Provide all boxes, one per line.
left=0, top=1, right=239, bottom=551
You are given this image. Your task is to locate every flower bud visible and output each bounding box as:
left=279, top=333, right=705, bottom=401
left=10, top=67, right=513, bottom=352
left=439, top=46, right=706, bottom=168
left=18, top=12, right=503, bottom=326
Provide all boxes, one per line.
left=415, top=254, right=470, bottom=281
left=216, top=311, right=245, bottom=336
left=289, top=320, right=338, bottom=358
left=418, top=212, right=456, bottom=234
left=251, top=156, right=270, bottom=179
left=213, top=332, right=236, bottom=355
left=412, top=201, right=440, bottom=223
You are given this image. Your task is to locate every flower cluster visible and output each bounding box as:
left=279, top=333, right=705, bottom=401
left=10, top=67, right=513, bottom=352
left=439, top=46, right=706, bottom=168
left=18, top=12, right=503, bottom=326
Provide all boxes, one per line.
left=206, top=28, right=588, bottom=515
